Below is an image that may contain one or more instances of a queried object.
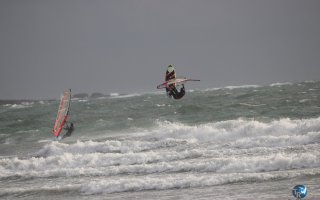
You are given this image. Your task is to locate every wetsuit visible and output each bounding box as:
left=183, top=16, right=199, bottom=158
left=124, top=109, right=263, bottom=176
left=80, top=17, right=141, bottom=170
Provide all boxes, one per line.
left=167, top=85, right=185, bottom=100
left=62, top=123, right=74, bottom=139
left=165, top=65, right=186, bottom=99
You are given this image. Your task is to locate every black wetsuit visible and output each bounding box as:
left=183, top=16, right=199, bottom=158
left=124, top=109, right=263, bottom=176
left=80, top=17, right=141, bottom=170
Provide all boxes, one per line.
left=165, top=65, right=185, bottom=100
left=62, top=123, right=74, bottom=139
left=167, top=85, right=185, bottom=100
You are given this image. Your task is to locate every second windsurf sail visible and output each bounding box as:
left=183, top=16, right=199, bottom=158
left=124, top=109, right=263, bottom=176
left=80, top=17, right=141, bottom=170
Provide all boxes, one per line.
left=52, top=89, right=71, bottom=137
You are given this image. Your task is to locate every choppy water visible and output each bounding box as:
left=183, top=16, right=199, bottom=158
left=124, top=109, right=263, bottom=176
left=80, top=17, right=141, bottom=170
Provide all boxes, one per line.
left=0, top=81, right=320, bottom=199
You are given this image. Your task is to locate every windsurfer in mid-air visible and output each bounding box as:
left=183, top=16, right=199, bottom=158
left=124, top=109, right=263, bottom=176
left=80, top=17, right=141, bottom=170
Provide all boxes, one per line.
left=157, top=65, right=199, bottom=100
left=165, top=65, right=186, bottom=100
left=61, top=122, right=74, bottom=139
left=166, top=84, right=185, bottom=99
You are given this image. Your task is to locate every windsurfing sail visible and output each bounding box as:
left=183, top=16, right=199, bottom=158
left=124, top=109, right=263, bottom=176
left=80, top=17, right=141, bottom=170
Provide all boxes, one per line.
left=52, top=89, right=71, bottom=137
left=158, top=65, right=200, bottom=89
left=165, top=65, right=176, bottom=90
left=165, top=65, right=176, bottom=81
left=157, top=78, right=200, bottom=89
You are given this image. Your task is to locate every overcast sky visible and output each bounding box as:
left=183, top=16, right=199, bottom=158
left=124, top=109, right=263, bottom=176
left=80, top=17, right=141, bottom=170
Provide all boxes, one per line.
left=1, top=0, right=319, bottom=99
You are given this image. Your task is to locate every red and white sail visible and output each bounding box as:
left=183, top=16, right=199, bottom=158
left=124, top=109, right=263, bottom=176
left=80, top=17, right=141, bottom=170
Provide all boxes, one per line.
left=52, top=89, right=71, bottom=137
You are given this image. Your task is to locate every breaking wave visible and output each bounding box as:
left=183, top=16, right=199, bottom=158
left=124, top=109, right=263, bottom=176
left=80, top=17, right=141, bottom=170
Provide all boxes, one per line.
left=81, top=169, right=320, bottom=195
left=0, top=117, right=319, bottom=183
left=149, top=117, right=320, bottom=147
left=270, top=82, right=293, bottom=87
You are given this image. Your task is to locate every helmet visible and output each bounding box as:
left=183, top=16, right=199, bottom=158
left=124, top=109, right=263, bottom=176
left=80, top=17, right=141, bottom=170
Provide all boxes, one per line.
left=167, top=65, right=174, bottom=72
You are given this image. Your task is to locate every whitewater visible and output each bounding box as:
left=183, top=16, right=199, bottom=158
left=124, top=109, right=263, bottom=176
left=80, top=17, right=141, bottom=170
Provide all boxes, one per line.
left=0, top=81, right=319, bottom=199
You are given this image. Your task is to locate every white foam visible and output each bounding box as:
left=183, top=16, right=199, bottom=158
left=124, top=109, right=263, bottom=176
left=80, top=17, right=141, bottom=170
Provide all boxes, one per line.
left=0, top=169, right=320, bottom=198
left=2, top=115, right=320, bottom=179
left=0, top=149, right=202, bottom=178
left=36, top=139, right=186, bottom=157
left=4, top=138, right=13, bottom=145
left=38, top=139, right=52, bottom=143
left=204, top=87, right=221, bottom=91
left=81, top=168, right=320, bottom=195
left=16, top=129, right=39, bottom=134
left=5, top=102, right=34, bottom=109
left=205, top=81, right=307, bottom=90
left=204, top=85, right=261, bottom=91
left=270, top=82, right=293, bottom=87
left=225, top=85, right=261, bottom=90
left=109, top=93, right=119, bottom=97
left=149, top=118, right=320, bottom=148
left=77, top=99, right=88, bottom=102
left=2, top=168, right=320, bottom=196
left=0, top=183, right=79, bottom=197
left=303, top=80, right=316, bottom=83
left=239, top=103, right=266, bottom=107
left=299, top=99, right=311, bottom=103
left=1, top=148, right=319, bottom=179
left=1, top=117, right=319, bottom=189
left=110, top=93, right=141, bottom=99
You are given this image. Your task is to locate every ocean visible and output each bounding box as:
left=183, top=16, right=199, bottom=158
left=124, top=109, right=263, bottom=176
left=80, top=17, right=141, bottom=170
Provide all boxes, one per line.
left=0, top=81, right=319, bottom=199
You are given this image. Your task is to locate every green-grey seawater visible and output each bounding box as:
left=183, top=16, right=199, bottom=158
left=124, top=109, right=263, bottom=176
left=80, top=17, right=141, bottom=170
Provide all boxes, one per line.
left=0, top=81, right=319, bottom=199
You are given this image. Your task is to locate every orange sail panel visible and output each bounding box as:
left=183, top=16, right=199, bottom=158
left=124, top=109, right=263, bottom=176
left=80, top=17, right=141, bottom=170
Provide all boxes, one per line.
left=52, top=89, right=71, bottom=137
